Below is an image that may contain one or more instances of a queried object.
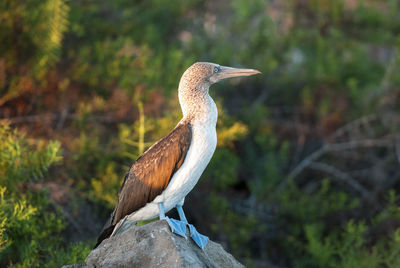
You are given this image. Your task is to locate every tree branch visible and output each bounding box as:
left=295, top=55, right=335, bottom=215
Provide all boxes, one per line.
left=308, top=162, right=370, bottom=198
left=277, top=138, right=393, bottom=191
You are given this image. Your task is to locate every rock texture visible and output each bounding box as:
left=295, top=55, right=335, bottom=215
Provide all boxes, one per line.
left=63, top=220, right=244, bottom=268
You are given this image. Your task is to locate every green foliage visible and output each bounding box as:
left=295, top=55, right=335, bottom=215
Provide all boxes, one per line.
left=89, top=162, right=121, bottom=209
left=275, top=181, right=400, bottom=268
left=0, top=124, right=62, bottom=189
left=46, top=242, right=92, bottom=268
left=0, top=124, right=90, bottom=267
left=66, top=0, right=197, bottom=96
left=303, top=221, right=400, bottom=268
left=209, top=191, right=259, bottom=259
left=33, top=0, right=69, bottom=77
left=0, top=186, right=37, bottom=256
left=0, top=0, right=69, bottom=71
left=0, top=0, right=69, bottom=105
left=0, top=186, right=64, bottom=267
left=205, top=148, right=240, bottom=190
left=279, top=180, right=360, bottom=224
left=250, top=133, right=290, bottom=200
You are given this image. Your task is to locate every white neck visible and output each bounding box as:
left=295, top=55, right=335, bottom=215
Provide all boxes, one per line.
left=178, top=82, right=218, bottom=126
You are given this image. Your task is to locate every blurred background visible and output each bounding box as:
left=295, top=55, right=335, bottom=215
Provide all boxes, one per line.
left=1, top=0, right=400, bottom=267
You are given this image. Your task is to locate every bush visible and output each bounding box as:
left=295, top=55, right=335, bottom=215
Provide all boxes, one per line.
left=0, top=124, right=89, bottom=267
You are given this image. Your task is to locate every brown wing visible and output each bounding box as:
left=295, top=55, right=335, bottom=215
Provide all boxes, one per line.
left=112, top=123, right=192, bottom=225
left=94, top=123, right=192, bottom=248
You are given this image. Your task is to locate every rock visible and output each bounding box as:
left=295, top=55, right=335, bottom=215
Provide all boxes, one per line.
left=64, top=220, right=244, bottom=268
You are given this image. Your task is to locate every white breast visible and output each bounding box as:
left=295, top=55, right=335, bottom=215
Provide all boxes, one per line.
left=157, top=122, right=217, bottom=207
left=126, top=95, right=218, bottom=223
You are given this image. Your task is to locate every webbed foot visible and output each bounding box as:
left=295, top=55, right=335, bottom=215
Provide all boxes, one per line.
left=189, top=224, right=209, bottom=249
left=165, top=217, right=187, bottom=238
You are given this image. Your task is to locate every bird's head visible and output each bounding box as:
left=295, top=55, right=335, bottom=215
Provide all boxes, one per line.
left=179, top=62, right=261, bottom=91
left=178, top=62, right=261, bottom=121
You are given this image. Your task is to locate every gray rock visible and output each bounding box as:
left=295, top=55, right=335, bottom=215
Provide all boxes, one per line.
left=65, top=220, right=244, bottom=268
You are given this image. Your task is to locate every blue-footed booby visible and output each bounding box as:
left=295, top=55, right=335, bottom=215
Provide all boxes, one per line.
left=95, top=62, right=260, bottom=249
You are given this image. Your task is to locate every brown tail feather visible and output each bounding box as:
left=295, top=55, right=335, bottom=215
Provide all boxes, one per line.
left=94, top=224, right=115, bottom=249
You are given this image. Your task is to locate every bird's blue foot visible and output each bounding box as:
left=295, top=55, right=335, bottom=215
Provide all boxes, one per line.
left=189, top=224, right=209, bottom=249
left=159, top=202, right=209, bottom=249
left=158, top=202, right=187, bottom=238
left=177, top=204, right=209, bottom=249
left=165, top=217, right=187, bottom=238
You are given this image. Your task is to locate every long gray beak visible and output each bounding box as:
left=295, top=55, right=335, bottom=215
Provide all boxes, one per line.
left=211, top=66, right=261, bottom=83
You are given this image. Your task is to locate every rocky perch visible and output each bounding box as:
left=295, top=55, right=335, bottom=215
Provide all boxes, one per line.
left=63, top=220, right=244, bottom=268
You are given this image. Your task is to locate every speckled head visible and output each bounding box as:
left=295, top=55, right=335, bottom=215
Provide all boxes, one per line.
left=178, top=62, right=260, bottom=122
left=179, top=62, right=261, bottom=93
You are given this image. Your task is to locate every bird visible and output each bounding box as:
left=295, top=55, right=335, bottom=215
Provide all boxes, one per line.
left=94, top=62, right=260, bottom=249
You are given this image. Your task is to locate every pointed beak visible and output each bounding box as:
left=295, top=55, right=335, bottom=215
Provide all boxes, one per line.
left=211, top=66, right=261, bottom=83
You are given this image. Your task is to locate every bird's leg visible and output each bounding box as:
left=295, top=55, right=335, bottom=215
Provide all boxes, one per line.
left=176, top=204, right=209, bottom=250
left=176, top=205, right=188, bottom=224
left=158, top=202, right=166, bottom=219
left=158, top=202, right=186, bottom=238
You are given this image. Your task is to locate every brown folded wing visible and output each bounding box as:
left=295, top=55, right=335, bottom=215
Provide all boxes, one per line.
left=111, top=123, right=192, bottom=225
left=94, top=123, right=192, bottom=248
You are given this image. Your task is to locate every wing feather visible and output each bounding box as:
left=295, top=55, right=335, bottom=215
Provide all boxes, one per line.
left=94, top=123, right=192, bottom=248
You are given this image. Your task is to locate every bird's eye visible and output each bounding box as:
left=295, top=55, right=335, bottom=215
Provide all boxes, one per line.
left=213, top=66, right=220, bottom=73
